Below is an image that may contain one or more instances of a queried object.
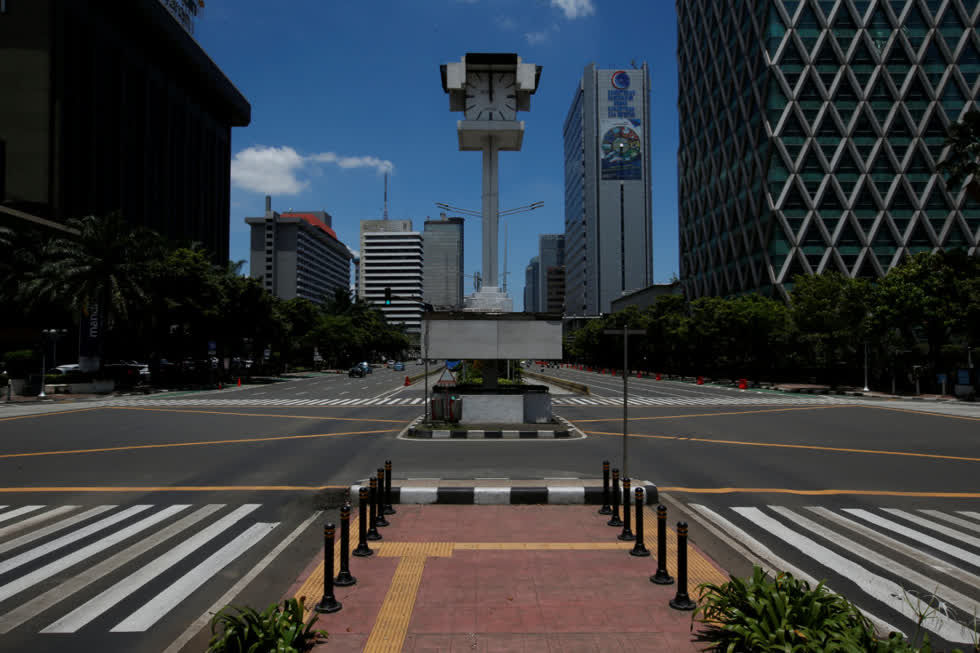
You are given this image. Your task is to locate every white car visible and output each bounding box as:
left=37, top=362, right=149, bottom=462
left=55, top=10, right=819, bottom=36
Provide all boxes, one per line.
left=55, top=364, right=80, bottom=374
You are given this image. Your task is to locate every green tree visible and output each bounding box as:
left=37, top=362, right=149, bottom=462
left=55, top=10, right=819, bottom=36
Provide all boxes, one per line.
left=937, top=109, right=980, bottom=203
left=789, top=272, right=871, bottom=386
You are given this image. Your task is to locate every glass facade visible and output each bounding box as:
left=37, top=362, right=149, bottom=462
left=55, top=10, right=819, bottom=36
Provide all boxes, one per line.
left=678, top=0, right=980, bottom=300
left=563, top=87, right=587, bottom=314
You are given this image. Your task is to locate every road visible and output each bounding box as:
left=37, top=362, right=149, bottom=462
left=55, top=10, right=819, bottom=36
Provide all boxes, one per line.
left=0, top=365, right=978, bottom=650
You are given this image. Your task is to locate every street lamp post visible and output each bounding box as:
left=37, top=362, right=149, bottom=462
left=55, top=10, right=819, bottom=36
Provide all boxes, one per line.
left=603, top=325, right=644, bottom=479
left=863, top=342, right=869, bottom=392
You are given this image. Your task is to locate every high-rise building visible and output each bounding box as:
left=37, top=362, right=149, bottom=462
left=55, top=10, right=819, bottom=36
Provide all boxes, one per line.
left=538, top=234, right=566, bottom=312
left=524, top=256, right=540, bottom=312
left=563, top=63, right=653, bottom=316
left=423, top=215, right=464, bottom=309
left=0, top=0, right=250, bottom=262
left=359, top=219, right=424, bottom=334
left=677, top=0, right=980, bottom=300
left=246, top=197, right=352, bottom=304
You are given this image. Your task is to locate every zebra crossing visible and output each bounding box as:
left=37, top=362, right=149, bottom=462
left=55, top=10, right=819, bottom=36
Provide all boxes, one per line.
left=690, top=502, right=980, bottom=645
left=96, top=393, right=853, bottom=409
left=0, top=502, right=290, bottom=638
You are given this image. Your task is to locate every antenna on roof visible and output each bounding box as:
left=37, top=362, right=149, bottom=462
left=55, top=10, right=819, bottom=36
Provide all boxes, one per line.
left=383, top=172, right=389, bottom=220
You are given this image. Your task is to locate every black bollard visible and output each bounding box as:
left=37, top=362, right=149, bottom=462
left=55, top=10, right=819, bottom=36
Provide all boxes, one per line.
left=375, top=469, right=390, bottom=527
left=598, top=460, right=612, bottom=515
left=618, top=478, right=635, bottom=541
left=607, top=468, right=623, bottom=527
left=353, top=487, right=373, bottom=556
left=367, top=477, right=382, bottom=541
left=669, top=522, right=697, bottom=611
left=650, top=505, right=674, bottom=585
left=630, top=488, right=650, bottom=557
left=335, top=504, right=356, bottom=586
left=384, top=460, right=396, bottom=515
left=314, top=523, right=342, bottom=613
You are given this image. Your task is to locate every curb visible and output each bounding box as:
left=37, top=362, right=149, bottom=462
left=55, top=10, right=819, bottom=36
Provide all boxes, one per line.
left=349, top=483, right=658, bottom=506
left=406, top=427, right=572, bottom=439
left=522, top=370, right=591, bottom=395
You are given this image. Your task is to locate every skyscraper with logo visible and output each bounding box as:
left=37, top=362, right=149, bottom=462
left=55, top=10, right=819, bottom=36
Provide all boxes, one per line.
left=677, top=0, right=980, bottom=300
left=563, top=63, right=653, bottom=316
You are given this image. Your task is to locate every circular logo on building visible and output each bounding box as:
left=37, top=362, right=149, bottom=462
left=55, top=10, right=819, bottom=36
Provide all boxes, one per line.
left=611, top=70, right=631, bottom=89
left=601, top=125, right=641, bottom=162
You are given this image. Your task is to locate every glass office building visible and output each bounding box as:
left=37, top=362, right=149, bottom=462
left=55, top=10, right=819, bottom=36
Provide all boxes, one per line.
left=677, top=0, right=980, bottom=300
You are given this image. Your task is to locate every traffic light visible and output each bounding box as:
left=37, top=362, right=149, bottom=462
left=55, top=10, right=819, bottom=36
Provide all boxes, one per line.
left=384, top=287, right=392, bottom=305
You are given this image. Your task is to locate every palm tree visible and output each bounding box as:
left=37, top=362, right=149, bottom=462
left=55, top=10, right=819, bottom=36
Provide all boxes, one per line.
left=23, top=213, right=162, bottom=329
left=938, top=109, right=980, bottom=203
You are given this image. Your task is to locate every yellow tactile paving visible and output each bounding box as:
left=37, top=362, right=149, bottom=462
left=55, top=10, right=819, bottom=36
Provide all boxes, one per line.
left=363, top=555, right=427, bottom=653
left=293, top=517, right=359, bottom=615
left=374, top=541, right=454, bottom=557
left=453, top=541, right=634, bottom=550
left=645, top=507, right=728, bottom=589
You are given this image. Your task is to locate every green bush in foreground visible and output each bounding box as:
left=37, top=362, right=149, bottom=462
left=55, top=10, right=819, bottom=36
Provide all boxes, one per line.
left=692, top=567, right=972, bottom=652
left=207, top=597, right=326, bottom=653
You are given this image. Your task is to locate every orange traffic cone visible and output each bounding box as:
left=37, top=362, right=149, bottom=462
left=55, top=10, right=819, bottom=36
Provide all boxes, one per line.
left=404, top=376, right=411, bottom=386
left=238, top=377, right=241, bottom=387
left=739, top=378, right=747, bottom=390
left=697, top=376, right=704, bottom=385
left=656, top=373, right=662, bottom=381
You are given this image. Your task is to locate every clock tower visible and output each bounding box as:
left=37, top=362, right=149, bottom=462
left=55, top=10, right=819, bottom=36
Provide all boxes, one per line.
left=440, top=53, right=541, bottom=311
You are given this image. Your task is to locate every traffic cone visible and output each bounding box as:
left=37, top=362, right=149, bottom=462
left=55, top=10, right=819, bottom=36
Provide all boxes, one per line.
left=656, top=373, right=662, bottom=381
left=697, top=376, right=704, bottom=385
left=404, top=376, right=411, bottom=386
left=238, top=377, right=241, bottom=387
left=218, top=381, right=223, bottom=390
left=739, top=378, right=747, bottom=390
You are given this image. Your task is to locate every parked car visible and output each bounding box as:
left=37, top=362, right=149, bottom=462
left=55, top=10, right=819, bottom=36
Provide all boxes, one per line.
left=55, top=364, right=81, bottom=374
left=358, top=362, right=372, bottom=374
left=348, top=366, right=365, bottom=378
left=393, top=361, right=405, bottom=371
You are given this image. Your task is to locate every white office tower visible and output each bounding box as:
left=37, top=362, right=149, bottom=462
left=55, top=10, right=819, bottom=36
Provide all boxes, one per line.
left=358, top=219, right=424, bottom=334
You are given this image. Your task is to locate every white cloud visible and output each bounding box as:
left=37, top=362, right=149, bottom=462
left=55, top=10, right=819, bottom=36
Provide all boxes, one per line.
left=524, top=29, right=551, bottom=44
left=231, top=146, right=309, bottom=195
left=231, top=146, right=393, bottom=196
left=551, top=0, right=594, bottom=19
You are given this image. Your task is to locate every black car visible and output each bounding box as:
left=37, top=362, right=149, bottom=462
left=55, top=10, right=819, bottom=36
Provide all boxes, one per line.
left=348, top=366, right=365, bottom=378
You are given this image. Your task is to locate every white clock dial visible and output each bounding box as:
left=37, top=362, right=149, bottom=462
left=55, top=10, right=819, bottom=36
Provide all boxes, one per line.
left=463, top=71, right=517, bottom=121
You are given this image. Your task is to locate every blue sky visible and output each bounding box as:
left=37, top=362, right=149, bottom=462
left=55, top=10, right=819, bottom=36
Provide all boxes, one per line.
left=195, top=0, right=679, bottom=310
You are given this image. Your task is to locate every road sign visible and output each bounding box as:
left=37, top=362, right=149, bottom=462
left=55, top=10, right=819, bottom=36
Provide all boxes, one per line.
left=436, top=368, right=457, bottom=386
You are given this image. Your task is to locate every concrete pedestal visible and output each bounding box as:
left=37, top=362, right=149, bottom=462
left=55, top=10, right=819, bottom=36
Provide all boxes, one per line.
left=463, top=286, right=513, bottom=312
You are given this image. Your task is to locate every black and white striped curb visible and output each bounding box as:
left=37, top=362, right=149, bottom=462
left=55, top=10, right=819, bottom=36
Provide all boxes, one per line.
left=348, top=482, right=658, bottom=505
left=406, top=428, right=572, bottom=439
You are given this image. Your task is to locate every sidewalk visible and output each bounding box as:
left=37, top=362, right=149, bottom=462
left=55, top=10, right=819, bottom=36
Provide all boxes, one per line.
left=287, top=504, right=728, bottom=652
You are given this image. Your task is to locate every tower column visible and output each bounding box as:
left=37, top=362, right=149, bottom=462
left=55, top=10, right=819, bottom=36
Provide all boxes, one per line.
left=481, top=136, right=499, bottom=287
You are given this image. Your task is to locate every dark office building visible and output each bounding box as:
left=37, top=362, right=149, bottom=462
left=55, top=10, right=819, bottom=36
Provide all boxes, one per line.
left=0, top=0, right=250, bottom=261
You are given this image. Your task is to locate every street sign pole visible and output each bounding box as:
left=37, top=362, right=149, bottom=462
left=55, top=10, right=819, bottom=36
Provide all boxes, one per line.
left=423, top=319, right=430, bottom=422
left=604, top=326, right=644, bottom=478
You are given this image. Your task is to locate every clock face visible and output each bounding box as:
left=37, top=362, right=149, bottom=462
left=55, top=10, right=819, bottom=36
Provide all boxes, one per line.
left=464, top=71, right=517, bottom=121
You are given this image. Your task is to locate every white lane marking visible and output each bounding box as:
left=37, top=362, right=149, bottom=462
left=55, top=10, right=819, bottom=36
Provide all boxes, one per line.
left=295, top=392, right=308, bottom=396
left=0, top=505, right=191, bottom=604
left=0, top=505, right=223, bottom=634
left=957, top=511, right=980, bottom=522
left=0, top=506, right=78, bottom=540
left=339, top=391, right=349, bottom=395
left=771, top=507, right=980, bottom=623
left=0, top=506, right=44, bottom=524
left=0, top=505, right=6, bottom=510
left=688, top=504, right=903, bottom=639
left=807, top=507, right=980, bottom=592
left=0, top=505, right=150, bottom=574
left=411, top=398, right=422, bottom=405
left=884, top=508, right=980, bottom=547
left=736, top=507, right=980, bottom=644
left=112, top=522, right=279, bottom=632
left=162, top=511, right=322, bottom=653
left=42, top=504, right=261, bottom=633
left=844, top=509, right=980, bottom=569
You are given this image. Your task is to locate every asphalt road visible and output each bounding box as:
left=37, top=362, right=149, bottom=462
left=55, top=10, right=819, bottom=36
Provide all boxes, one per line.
left=0, top=368, right=978, bottom=650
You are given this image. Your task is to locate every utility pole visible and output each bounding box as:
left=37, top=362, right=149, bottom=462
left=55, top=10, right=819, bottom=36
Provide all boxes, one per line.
left=603, top=325, right=644, bottom=478
left=863, top=342, right=869, bottom=392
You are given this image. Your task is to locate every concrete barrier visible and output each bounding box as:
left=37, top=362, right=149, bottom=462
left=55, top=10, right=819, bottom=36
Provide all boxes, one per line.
left=522, top=370, right=590, bottom=396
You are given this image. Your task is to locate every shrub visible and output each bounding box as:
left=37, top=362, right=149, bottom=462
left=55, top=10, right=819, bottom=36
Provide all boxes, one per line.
left=693, top=567, right=909, bottom=651
left=2, top=349, right=38, bottom=378
left=207, top=597, right=326, bottom=653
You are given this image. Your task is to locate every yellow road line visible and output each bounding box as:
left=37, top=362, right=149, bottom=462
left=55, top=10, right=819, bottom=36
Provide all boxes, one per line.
left=0, top=407, right=103, bottom=422
left=364, top=556, right=427, bottom=653
left=572, top=405, right=851, bottom=422
left=584, top=430, right=980, bottom=463
left=0, top=428, right=393, bottom=460
left=859, top=404, right=980, bottom=422
left=108, top=406, right=406, bottom=423
left=0, top=485, right=347, bottom=493
left=660, top=487, right=980, bottom=498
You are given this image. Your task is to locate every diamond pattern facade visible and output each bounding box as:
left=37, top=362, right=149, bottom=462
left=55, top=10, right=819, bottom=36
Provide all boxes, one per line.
left=677, top=0, right=980, bottom=300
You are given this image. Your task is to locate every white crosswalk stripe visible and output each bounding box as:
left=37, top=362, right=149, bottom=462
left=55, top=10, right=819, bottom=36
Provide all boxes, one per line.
left=553, top=394, right=855, bottom=406
left=0, top=502, right=294, bottom=637
left=691, top=503, right=980, bottom=644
